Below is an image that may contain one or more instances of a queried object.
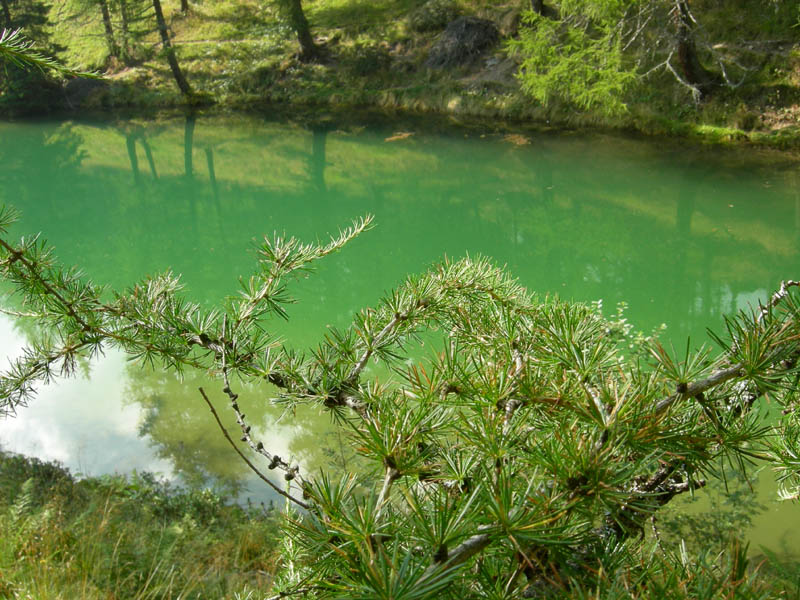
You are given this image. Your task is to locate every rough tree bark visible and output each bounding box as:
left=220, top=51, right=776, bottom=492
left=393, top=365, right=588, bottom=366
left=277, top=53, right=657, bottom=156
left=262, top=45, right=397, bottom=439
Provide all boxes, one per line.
left=180, top=0, right=188, bottom=13
left=118, top=0, right=131, bottom=61
left=152, top=0, right=192, bottom=96
left=673, top=0, right=718, bottom=97
left=99, top=0, right=120, bottom=59
left=279, top=0, right=320, bottom=62
left=1, top=0, right=11, bottom=28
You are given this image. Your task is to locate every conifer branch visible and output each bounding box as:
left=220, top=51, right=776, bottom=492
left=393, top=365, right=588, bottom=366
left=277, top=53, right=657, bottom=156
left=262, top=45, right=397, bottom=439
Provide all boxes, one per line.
left=0, top=236, right=93, bottom=332
left=655, top=363, right=744, bottom=414
left=218, top=329, right=304, bottom=487
left=198, top=387, right=309, bottom=510
left=0, top=28, right=99, bottom=77
left=0, top=306, right=44, bottom=318
left=347, top=308, right=410, bottom=384
left=423, top=528, right=493, bottom=575
left=2, top=206, right=799, bottom=597
left=760, top=280, right=800, bottom=321
left=374, top=465, right=400, bottom=520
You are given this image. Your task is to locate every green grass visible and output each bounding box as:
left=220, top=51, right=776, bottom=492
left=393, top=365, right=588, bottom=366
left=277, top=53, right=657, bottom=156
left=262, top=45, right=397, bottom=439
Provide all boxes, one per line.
left=0, top=450, right=281, bottom=599
left=10, top=0, right=800, bottom=146
left=308, top=0, right=422, bottom=34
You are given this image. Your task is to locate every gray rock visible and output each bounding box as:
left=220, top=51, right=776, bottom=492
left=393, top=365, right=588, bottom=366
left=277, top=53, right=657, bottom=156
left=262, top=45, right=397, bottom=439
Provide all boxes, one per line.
left=425, top=16, right=499, bottom=70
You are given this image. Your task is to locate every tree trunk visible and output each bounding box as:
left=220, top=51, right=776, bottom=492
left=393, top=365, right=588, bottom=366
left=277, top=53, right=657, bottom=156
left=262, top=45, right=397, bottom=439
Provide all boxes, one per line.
left=118, top=0, right=131, bottom=61
left=309, top=125, right=328, bottom=192
left=180, top=0, right=188, bottom=13
left=99, top=0, right=120, bottom=59
left=205, top=148, right=220, bottom=204
left=184, top=113, right=195, bottom=179
left=280, top=0, right=319, bottom=62
left=530, top=0, right=544, bottom=16
left=152, top=0, right=192, bottom=96
left=126, top=134, right=141, bottom=185
left=1, top=0, right=11, bottom=28
left=142, top=138, right=158, bottom=179
left=674, top=0, right=717, bottom=97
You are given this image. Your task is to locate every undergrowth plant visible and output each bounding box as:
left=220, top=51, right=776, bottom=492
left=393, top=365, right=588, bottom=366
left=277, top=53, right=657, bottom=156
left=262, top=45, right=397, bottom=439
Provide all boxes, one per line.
left=1, top=205, right=800, bottom=598
left=0, top=450, right=281, bottom=599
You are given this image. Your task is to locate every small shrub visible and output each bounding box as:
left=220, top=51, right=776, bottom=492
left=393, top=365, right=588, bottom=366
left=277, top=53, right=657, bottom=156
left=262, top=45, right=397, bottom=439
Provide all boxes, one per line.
left=407, top=0, right=461, bottom=33
left=0, top=451, right=282, bottom=599
left=343, top=42, right=392, bottom=76
left=732, top=104, right=760, bottom=130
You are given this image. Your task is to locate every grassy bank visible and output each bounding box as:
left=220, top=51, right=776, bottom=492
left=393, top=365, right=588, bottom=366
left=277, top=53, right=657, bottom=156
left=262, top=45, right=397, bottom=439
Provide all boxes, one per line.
left=0, top=450, right=281, bottom=599
left=2, top=0, right=796, bottom=148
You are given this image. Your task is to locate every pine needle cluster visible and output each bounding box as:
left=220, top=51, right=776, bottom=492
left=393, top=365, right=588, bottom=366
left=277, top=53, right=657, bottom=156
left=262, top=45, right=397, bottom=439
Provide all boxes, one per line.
left=2, top=206, right=799, bottom=598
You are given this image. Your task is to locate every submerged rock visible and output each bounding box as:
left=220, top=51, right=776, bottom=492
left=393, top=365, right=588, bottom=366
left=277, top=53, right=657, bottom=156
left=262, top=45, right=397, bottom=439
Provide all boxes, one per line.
left=425, top=16, right=499, bottom=69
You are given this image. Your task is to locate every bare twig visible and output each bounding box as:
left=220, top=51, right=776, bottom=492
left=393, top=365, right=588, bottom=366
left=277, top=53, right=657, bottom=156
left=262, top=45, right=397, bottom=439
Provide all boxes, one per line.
left=655, top=363, right=744, bottom=414
left=759, top=280, right=800, bottom=322
left=0, top=306, right=44, bottom=318
left=375, top=465, right=400, bottom=520
left=347, top=310, right=408, bottom=384
left=641, top=55, right=671, bottom=78
left=622, top=8, right=654, bottom=51
left=650, top=515, right=665, bottom=552
left=218, top=329, right=305, bottom=486
left=198, top=386, right=309, bottom=510
left=502, top=346, right=525, bottom=435
left=503, top=398, right=522, bottom=435
left=665, top=56, right=702, bottom=104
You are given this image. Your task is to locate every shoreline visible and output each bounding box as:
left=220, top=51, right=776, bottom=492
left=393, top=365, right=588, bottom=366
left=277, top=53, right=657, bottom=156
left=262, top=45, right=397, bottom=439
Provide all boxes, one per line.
left=6, top=70, right=800, bottom=154
left=7, top=89, right=800, bottom=156
left=2, top=0, right=798, bottom=152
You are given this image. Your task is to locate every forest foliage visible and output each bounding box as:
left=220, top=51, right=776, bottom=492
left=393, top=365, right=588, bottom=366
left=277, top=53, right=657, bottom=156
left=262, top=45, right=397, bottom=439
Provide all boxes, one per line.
left=1, top=0, right=799, bottom=136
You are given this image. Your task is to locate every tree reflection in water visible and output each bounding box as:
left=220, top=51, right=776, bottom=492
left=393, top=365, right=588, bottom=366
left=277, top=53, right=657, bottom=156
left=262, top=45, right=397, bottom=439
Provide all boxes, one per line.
left=122, top=360, right=359, bottom=501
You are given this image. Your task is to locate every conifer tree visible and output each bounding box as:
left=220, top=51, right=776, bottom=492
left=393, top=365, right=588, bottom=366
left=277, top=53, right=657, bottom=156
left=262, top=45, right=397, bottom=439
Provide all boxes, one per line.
left=0, top=206, right=799, bottom=598
left=277, top=0, right=320, bottom=62
left=151, top=0, right=191, bottom=95
left=508, top=0, right=741, bottom=113
left=1, top=0, right=11, bottom=28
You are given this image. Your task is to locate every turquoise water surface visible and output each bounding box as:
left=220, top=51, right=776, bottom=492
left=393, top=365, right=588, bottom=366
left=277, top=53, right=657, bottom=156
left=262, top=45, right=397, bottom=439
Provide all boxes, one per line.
left=1, top=113, right=798, bottom=551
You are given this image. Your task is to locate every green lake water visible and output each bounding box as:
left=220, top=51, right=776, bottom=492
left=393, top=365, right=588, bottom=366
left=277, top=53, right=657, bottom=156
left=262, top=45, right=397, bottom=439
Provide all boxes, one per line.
left=1, top=113, right=799, bottom=552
